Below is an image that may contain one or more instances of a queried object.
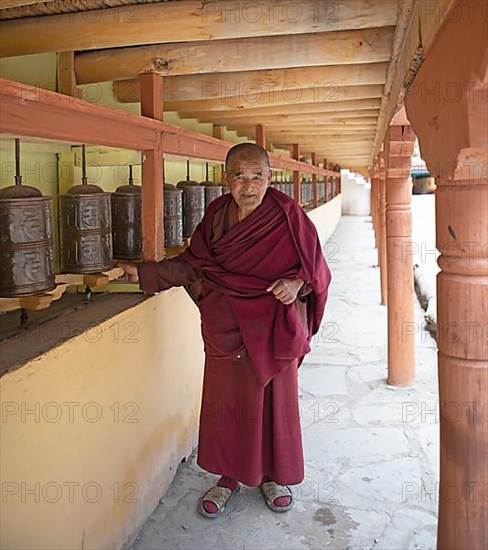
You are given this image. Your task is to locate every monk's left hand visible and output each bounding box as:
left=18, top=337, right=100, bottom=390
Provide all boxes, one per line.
left=266, top=278, right=304, bottom=305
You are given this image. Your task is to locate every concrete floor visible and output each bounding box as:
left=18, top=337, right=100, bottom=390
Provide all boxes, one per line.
left=130, top=215, right=440, bottom=550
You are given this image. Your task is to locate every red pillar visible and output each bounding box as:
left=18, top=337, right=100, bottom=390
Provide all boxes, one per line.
left=384, top=124, right=416, bottom=386
left=311, top=152, right=318, bottom=207
left=323, top=159, right=328, bottom=202
left=292, top=143, right=300, bottom=203
left=405, top=2, right=487, bottom=546
left=378, top=151, right=387, bottom=305
left=140, top=72, right=164, bottom=261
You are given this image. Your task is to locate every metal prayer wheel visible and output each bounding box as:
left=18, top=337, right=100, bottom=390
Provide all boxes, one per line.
left=59, top=145, right=113, bottom=273
left=0, top=140, right=55, bottom=297
left=177, top=160, right=205, bottom=238
left=164, top=184, right=183, bottom=247
left=200, top=163, right=222, bottom=209
left=111, top=165, right=142, bottom=260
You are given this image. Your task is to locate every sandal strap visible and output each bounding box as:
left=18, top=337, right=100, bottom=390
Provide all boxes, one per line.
left=261, top=481, right=291, bottom=503
left=201, top=485, right=234, bottom=510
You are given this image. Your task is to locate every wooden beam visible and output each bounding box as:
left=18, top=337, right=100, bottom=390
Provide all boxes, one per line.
left=0, top=0, right=50, bottom=8
left=113, top=63, right=389, bottom=103
left=191, top=109, right=380, bottom=124
left=370, top=0, right=452, bottom=164
left=247, top=118, right=379, bottom=127
left=0, top=78, right=160, bottom=150
left=0, top=78, right=333, bottom=181
left=165, top=85, right=384, bottom=112
left=0, top=0, right=399, bottom=57
left=179, top=98, right=382, bottom=119
left=75, top=27, right=395, bottom=84
left=232, top=121, right=378, bottom=131
left=292, top=144, right=300, bottom=202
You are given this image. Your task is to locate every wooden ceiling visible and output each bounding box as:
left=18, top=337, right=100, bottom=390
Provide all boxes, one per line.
left=0, top=0, right=450, bottom=171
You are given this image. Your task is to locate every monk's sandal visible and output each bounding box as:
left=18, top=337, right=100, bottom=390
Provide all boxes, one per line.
left=199, top=484, right=240, bottom=519
left=260, top=481, right=294, bottom=512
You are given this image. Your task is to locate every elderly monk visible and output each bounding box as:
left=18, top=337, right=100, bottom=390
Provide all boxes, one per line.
left=119, top=143, right=331, bottom=518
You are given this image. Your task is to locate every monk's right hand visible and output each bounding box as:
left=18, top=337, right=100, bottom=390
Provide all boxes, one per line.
left=116, top=262, right=140, bottom=282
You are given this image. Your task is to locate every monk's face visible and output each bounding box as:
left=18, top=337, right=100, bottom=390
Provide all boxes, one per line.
left=225, top=153, right=272, bottom=212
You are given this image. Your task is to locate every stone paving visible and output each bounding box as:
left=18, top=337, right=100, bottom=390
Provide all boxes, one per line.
left=129, top=215, right=440, bottom=550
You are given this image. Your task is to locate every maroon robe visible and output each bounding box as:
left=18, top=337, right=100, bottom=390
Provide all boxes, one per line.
left=138, top=187, right=331, bottom=486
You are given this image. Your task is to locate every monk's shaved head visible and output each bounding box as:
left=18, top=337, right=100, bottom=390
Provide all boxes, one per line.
left=225, top=143, right=270, bottom=172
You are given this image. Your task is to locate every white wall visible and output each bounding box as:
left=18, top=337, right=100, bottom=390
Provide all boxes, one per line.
left=341, top=170, right=371, bottom=216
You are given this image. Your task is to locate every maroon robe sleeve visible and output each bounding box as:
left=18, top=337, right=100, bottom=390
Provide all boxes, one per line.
left=137, top=259, right=202, bottom=294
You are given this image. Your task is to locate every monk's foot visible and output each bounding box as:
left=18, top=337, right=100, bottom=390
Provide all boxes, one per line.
left=199, top=477, right=240, bottom=518
left=260, top=480, right=294, bottom=512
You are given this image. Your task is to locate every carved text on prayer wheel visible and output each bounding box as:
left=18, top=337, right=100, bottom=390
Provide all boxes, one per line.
left=164, top=185, right=183, bottom=247
left=59, top=194, right=113, bottom=273
left=0, top=198, right=55, bottom=296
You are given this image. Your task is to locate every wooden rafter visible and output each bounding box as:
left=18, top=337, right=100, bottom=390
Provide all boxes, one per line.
left=0, top=0, right=398, bottom=57
left=75, top=27, right=395, bottom=84
left=163, top=85, right=384, bottom=112
left=113, top=63, right=389, bottom=103
left=178, top=99, right=382, bottom=119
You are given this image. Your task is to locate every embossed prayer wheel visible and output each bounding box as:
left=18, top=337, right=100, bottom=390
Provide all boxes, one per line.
left=200, top=163, right=223, bottom=209
left=177, top=160, right=205, bottom=238
left=111, top=165, right=142, bottom=260
left=0, top=139, right=55, bottom=297
left=163, top=184, right=183, bottom=247
left=59, top=145, right=113, bottom=273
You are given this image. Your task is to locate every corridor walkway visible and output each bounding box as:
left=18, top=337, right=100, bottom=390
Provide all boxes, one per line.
left=130, top=216, right=439, bottom=550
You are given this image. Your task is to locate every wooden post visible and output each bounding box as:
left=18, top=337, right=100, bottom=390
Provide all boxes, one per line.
left=311, top=152, right=318, bottom=207
left=140, top=72, right=164, bottom=261
left=384, top=124, right=416, bottom=386
left=56, top=51, right=81, bottom=98
left=255, top=124, right=266, bottom=148
left=378, top=151, right=387, bottom=305
left=405, top=2, right=487, bottom=546
left=292, top=143, right=300, bottom=203
left=212, top=124, right=223, bottom=140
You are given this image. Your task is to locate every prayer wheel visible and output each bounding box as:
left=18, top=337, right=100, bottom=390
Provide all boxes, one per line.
left=111, top=165, right=142, bottom=260
left=164, top=184, right=183, bottom=247
left=200, top=163, right=223, bottom=209
left=59, top=145, right=113, bottom=273
left=0, top=139, right=55, bottom=297
left=177, top=160, right=205, bottom=238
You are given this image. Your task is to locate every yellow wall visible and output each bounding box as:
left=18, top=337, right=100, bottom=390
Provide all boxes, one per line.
left=1, top=288, right=204, bottom=550
left=307, top=194, right=342, bottom=247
